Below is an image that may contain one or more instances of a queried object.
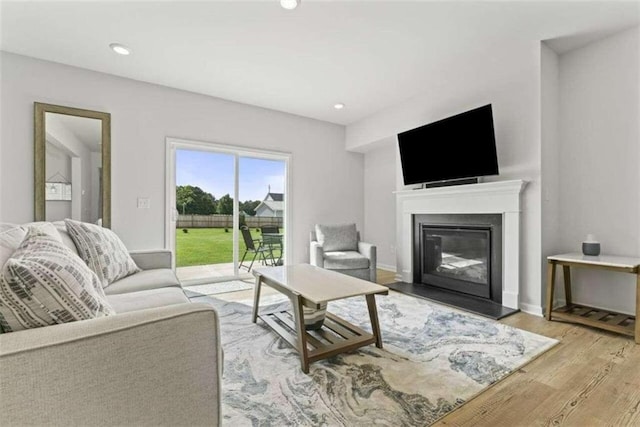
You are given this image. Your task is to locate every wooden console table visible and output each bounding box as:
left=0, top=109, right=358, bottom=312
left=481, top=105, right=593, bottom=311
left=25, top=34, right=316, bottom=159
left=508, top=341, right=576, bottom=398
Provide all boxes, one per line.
left=545, top=253, right=639, bottom=344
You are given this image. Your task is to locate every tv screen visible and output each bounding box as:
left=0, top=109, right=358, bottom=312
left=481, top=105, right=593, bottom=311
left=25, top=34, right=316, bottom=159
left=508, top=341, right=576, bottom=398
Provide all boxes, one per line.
left=398, top=104, right=499, bottom=185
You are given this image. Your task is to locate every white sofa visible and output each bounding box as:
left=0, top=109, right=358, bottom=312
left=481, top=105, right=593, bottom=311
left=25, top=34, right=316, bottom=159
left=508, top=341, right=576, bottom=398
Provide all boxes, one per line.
left=0, top=222, right=222, bottom=426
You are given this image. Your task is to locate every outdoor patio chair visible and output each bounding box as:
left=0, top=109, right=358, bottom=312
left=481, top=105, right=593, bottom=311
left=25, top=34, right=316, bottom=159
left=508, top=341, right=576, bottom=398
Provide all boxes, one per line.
left=261, top=225, right=283, bottom=264
left=240, top=225, right=270, bottom=271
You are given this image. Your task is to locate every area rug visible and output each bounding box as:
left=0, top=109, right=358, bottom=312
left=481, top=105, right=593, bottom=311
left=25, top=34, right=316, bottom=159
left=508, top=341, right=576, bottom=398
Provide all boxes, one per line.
left=183, top=280, right=254, bottom=297
left=193, top=291, right=558, bottom=426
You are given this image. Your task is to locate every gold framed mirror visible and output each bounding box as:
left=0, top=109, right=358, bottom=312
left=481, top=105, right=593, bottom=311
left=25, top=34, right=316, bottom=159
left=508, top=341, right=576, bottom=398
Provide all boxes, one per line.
left=34, top=103, right=111, bottom=228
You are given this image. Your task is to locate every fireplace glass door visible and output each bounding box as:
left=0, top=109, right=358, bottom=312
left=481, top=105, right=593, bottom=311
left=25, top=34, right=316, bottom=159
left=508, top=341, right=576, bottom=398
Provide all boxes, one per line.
left=421, top=225, right=491, bottom=299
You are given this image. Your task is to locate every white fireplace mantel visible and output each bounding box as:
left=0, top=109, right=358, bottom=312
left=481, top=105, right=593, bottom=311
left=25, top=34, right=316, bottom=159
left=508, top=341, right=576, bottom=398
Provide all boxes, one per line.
left=394, top=179, right=527, bottom=310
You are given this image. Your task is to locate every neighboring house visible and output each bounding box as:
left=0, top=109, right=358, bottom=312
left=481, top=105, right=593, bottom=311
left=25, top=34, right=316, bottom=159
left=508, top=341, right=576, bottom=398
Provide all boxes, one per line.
left=255, top=192, right=284, bottom=217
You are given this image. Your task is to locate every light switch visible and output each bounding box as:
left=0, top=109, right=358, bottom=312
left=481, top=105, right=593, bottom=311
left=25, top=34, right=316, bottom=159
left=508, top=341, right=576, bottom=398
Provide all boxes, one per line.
left=137, top=197, right=151, bottom=209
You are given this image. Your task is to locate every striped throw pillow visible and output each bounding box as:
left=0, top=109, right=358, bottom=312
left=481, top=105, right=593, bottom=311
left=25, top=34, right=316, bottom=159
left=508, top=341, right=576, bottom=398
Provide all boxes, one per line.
left=65, top=219, right=140, bottom=289
left=0, top=228, right=114, bottom=333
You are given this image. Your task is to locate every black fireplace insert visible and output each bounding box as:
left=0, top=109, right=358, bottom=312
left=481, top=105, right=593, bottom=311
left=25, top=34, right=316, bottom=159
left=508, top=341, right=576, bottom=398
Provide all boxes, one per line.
left=414, top=214, right=502, bottom=303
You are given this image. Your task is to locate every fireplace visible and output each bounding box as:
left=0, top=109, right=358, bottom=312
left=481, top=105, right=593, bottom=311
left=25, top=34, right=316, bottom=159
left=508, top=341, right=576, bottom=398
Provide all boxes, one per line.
left=413, top=214, right=502, bottom=303
left=394, top=180, right=526, bottom=314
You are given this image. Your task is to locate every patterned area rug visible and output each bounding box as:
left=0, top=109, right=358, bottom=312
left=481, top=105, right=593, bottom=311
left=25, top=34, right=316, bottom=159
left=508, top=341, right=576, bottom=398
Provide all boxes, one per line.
left=193, top=291, right=558, bottom=426
left=183, top=280, right=254, bottom=297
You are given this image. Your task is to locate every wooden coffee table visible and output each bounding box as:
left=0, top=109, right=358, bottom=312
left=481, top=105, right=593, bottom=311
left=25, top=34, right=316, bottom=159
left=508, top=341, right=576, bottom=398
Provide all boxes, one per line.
left=252, top=264, right=389, bottom=373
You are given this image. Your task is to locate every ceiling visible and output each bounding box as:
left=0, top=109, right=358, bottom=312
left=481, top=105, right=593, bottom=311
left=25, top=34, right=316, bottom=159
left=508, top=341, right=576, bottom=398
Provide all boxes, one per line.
left=1, top=1, right=638, bottom=125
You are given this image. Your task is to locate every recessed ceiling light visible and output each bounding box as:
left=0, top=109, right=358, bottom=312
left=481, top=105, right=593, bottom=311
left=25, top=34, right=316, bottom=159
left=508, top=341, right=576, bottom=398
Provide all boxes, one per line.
left=334, top=103, right=345, bottom=110
left=109, top=43, right=131, bottom=56
left=280, top=0, right=300, bottom=10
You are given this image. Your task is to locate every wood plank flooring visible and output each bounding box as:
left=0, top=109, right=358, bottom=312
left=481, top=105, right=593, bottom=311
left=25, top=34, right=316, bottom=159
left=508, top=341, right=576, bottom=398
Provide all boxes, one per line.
left=215, top=268, right=640, bottom=426
left=373, top=269, right=640, bottom=427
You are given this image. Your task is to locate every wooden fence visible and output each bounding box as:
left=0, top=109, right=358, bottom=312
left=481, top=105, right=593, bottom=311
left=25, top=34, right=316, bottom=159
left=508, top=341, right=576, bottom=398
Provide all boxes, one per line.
left=176, top=214, right=283, bottom=229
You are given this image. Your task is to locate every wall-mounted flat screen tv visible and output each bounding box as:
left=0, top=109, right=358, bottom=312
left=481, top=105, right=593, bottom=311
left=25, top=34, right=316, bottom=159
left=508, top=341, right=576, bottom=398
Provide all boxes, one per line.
left=398, top=104, right=499, bottom=185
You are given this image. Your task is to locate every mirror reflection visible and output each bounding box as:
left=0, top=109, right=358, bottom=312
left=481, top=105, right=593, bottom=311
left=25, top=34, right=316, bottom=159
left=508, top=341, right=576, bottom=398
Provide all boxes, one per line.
left=34, top=103, right=110, bottom=227
left=44, top=113, right=103, bottom=224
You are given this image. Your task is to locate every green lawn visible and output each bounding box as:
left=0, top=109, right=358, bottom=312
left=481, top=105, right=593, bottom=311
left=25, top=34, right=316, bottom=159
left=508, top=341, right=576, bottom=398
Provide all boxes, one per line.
left=176, top=228, right=282, bottom=267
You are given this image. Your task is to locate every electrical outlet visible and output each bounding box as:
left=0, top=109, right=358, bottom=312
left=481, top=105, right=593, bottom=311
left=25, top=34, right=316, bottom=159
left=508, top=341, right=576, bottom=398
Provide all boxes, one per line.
left=137, top=197, right=151, bottom=209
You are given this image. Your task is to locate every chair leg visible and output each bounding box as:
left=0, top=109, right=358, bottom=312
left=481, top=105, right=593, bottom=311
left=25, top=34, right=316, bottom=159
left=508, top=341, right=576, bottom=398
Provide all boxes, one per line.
left=248, top=251, right=259, bottom=271
left=265, top=245, right=276, bottom=267
left=239, top=250, right=249, bottom=271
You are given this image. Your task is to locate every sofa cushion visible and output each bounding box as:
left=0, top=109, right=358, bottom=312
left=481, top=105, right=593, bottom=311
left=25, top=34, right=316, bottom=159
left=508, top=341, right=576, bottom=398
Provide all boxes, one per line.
left=0, top=228, right=114, bottom=332
left=315, top=223, right=358, bottom=252
left=106, top=287, right=189, bottom=314
left=104, top=269, right=181, bottom=295
left=65, top=219, right=140, bottom=288
left=323, top=251, right=370, bottom=270
left=52, top=221, right=79, bottom=255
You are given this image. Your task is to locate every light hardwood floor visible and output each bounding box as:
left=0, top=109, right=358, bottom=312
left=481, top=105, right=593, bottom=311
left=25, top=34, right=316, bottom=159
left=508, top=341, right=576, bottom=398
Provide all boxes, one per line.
left=215, top=268, right=640, bottom=426
left=375, top=269, right=640, bottom=427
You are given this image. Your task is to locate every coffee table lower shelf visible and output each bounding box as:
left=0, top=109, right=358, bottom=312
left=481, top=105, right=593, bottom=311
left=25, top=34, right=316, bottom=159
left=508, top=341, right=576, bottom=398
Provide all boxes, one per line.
left=259, top=310, right=377, bottom=368
left=551, top=304, right=636, bottom=337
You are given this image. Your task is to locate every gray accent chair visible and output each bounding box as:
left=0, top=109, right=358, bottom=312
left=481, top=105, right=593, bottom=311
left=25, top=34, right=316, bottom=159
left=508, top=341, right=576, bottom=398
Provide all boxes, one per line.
left=310, top=223, right=377, bottom=283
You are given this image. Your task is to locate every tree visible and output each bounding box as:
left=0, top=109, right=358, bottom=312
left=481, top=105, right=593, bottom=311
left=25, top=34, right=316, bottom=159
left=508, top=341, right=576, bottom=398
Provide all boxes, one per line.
left=239, top=200, right=261, bottom=216
left=216, top=194, right=234, bottom=215
left=176, top=185, right=217, bottom=215
left=176, top=186, right=194, bottom=214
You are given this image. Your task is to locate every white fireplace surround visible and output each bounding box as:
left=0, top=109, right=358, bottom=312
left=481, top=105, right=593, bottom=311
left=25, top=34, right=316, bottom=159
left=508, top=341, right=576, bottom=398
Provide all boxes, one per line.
left=394, top=180, right=527, bottom=310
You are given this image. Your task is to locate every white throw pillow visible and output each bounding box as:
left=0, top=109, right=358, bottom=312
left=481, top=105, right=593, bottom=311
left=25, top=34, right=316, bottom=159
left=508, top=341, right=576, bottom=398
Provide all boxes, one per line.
left=0, top=228, right=114, bottom=333
left=0, top=224, right=27, bottom=270
left=315, top=223, right=358, bottom=252
left=65, top=219, right=140, bottom=288
left=22, top=222, right=63, bottom=243
left=0, top=222, right=61, bottom=269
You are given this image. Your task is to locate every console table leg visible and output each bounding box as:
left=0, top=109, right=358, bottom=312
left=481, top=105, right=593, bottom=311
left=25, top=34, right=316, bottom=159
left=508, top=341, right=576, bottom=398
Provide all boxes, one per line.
left=545, top=261, right=557, bottom=320
left=291, top=293, right=310, bottom=373
left=251, top=275, right=262, bottom=323
left=366, top=294, right=383, bottom=348
left=563, top=265, right=573, bottom=306
left=636, top=271, right=640, bottom=344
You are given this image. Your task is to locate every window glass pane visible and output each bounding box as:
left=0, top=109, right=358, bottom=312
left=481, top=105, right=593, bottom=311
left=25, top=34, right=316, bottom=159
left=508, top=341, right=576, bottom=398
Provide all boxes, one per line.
left=175, top=149, right=235, bottom=282
left=238, top=157, right=286, bottom=271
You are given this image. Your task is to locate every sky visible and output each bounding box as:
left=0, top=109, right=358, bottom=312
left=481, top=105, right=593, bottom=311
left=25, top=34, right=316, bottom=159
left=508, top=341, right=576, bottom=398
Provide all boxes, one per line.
left=176, top=149, right=285, bottom=201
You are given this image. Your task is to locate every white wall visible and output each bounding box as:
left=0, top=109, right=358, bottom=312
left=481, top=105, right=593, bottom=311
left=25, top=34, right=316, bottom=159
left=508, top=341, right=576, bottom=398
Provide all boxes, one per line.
left=349, top=42, right=544, bottom=313
left=540, top=42, right=561, bottom=291
left=0, top=52, right=364, bottom=261
left=555, top=26, right=639, bottom=314
left=363, top=141, right=397, bottom=270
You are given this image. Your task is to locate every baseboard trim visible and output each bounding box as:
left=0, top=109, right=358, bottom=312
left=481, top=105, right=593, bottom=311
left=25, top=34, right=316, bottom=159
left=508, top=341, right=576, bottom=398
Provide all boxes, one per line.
left=520, top=303, right=543, bottom=317
left=377, top=263, right=396, bottom=272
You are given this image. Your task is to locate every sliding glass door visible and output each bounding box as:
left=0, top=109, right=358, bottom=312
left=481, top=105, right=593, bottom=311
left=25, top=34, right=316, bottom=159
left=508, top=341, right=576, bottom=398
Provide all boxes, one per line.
left=167, top=138, right=289, bottom=286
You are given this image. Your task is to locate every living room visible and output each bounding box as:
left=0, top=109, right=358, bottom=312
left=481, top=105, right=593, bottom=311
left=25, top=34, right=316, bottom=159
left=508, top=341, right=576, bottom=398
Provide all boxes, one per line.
left=1, top=1, right=639, bottom=426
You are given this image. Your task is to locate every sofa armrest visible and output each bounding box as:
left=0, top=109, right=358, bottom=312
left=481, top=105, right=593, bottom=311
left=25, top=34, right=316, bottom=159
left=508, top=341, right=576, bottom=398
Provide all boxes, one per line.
left=358, top=241, right=376, bottom=260
left=0, top=303, right=222, bottom=426
left=358, top=241, right=377, bottom=282
left=129, top=249, right=172, bottom=270
left=310, top=241, right=325, bottom=268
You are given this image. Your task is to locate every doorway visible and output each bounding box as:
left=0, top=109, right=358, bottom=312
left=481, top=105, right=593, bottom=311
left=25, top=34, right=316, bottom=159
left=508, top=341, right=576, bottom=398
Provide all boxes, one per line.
left=166, top=138, right=290, bottom=286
